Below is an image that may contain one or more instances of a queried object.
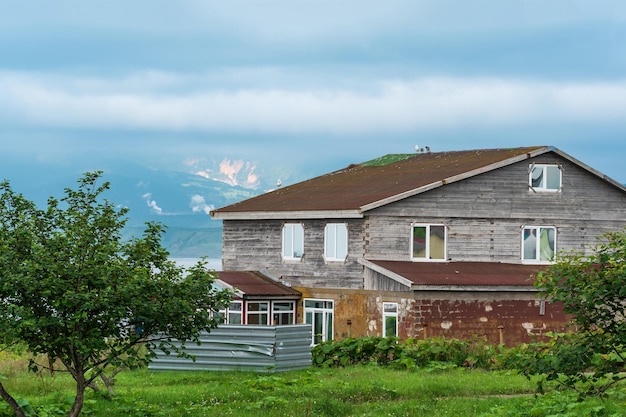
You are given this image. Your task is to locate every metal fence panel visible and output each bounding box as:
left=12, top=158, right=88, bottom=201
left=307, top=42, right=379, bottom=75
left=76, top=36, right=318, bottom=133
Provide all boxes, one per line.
left=149, top=324, right=312, bottom=372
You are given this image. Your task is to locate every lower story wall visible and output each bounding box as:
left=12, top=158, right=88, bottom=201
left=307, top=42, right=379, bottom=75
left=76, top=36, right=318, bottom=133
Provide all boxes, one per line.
left=295, top=287, right=571, bottom=346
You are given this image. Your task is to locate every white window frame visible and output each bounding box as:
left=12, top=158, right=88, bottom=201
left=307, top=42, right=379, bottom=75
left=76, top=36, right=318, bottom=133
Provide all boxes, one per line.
left=282, top=223, right=304, bottom=260
left=304, top=298, right=334, bottom=345
left=410, top=224, right=447, bottom=261
left=246, top=301, right=270, bottom=325
left=324, top=223, right=348, bottom=262
left=529, top=164, right=562, bottom=192
left=522, top=226, right=557, bottom=264
left=382, top=302, right=398, bottom=338
left=219, top=300, right=243, bottom=325
left=272, top=301, right=296, bottom=325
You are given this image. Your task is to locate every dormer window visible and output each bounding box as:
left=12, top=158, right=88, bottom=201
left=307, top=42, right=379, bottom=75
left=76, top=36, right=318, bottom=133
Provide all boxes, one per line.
left=529, top=164, right=561, bottom=192
left=282, top=223, right=304, bottom=260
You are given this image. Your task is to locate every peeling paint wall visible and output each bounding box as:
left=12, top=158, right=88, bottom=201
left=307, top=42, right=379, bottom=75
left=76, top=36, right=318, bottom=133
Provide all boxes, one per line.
left=295, top=287, right=570, bottom=346
left=410, top=295, right=569, bottom=345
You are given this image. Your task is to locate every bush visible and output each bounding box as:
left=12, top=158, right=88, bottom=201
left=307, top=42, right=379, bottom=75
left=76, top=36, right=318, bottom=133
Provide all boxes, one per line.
left=497, top=332, right=626, bottom=398
left=312, top=336, right=500, bottom=370
left=311, top=336, right=401, bottom=367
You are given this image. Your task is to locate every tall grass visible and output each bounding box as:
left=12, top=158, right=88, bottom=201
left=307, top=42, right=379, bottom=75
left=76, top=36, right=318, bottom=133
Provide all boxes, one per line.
left=0, top=365, right=536, bottom=417
left=1, top=353, right=625, bottom=416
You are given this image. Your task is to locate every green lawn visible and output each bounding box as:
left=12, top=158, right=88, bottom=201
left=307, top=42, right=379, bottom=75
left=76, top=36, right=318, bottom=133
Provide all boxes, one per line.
left=1, top=365, right=625, bottom=416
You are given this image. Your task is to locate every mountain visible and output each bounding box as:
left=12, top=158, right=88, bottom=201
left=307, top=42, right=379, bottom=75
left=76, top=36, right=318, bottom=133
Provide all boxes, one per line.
left=0, top=155, right=265, bottom=259
left=107, top=168, right=261, bottom=258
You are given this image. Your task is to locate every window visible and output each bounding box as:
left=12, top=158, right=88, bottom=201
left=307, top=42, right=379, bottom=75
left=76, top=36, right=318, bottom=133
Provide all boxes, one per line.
left=522, top=226, right=556, bottom=263
left=383, top=302, right=398, bottom=338
left=324, top=223, right=348, bottom=261
left=304, top=299, right=334, bottom=345
left=272, top=301, right=295, bottom=325
left=529, top=164, right=561, bottom=191
left=282, top=223, right=304, bottom=260
left=411, top=224, right=446, bottom=261
left=246, top=301, right=269, bottom=325
left=219, top=301, right=242, bottom=324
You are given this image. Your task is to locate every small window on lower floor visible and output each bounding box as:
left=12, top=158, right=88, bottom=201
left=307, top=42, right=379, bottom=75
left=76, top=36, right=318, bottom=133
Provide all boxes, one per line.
left=246, top=301, right=270, bottom=325
left=304, top=299, right=334, bottom=345
left=219, top=301, right=243, bottom=325
left=522, top=226, right=556, bottom=263
left=383, top=302, right=398, bottom=338
left=272, top=301, right=295, bottom=325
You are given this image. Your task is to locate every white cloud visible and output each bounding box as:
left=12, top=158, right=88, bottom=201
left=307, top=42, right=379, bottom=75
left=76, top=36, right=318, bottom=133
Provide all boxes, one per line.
left=190, top=195, right=214, bottom=215
left=2, top=71, right=626, bottom=133
left=142, top=192, right=162, bottom=214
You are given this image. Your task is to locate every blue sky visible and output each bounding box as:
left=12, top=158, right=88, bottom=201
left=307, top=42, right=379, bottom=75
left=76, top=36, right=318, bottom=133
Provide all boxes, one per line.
left=1, top=0, right=626, bottom=185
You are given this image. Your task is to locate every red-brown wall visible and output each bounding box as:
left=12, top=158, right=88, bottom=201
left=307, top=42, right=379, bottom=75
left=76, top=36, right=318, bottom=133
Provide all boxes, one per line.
left=296, top=287, right=572, bottom=346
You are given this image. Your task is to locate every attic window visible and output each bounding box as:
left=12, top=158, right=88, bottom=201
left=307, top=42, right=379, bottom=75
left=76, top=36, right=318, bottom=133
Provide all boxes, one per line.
left=529, top=164, right=561, bottom=192
left=282, top=223, right=304, bottom=260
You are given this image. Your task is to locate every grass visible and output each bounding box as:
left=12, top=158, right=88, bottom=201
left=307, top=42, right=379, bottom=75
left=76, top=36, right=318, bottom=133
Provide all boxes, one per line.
left=1, top=359, right=625, bottom=416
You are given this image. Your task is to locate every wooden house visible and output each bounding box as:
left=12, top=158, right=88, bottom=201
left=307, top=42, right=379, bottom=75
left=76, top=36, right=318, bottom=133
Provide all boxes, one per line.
left=211, top=146, right=626, bottom=345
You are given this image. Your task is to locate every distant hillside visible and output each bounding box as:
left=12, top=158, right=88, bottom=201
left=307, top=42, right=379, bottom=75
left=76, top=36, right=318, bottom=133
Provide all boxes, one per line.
left=0, top=156, right=263, bottom=259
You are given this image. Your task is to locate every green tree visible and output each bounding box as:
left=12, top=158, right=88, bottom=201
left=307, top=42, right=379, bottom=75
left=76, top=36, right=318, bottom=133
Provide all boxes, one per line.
left=0, top=172, right=232, bottom=417
left=530, top=229, right=626, bottom=396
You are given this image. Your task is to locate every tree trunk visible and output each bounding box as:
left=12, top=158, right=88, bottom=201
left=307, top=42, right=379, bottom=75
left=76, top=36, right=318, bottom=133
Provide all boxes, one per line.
left=0, top=382, right=26, bottom=417
left=66, top=376, right=86, bottom=417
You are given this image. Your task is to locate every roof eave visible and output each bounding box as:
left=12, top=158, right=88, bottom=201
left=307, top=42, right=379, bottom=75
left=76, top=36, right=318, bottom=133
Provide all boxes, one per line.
left=242, top=294, right=302, bottom=300
left=549, top=147, right=626, bottom=193
left=211, top=209, right=364, bottom=220
left=411, top=285, right=538, bottom=292
left=215, top=280, right=244, bottom=298
left=359, top=258, right=413, bottom=288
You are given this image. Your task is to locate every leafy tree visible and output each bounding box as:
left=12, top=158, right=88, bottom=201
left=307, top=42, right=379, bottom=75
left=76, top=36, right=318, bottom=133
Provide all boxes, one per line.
left=0, top=172, right=232, bottom=417
left=530, top=230, right=626, bottom=396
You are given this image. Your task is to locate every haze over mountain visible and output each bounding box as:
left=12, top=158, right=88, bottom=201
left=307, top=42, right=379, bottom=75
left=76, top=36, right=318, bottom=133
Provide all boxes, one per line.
left=0, top=153, right=294, bottom=259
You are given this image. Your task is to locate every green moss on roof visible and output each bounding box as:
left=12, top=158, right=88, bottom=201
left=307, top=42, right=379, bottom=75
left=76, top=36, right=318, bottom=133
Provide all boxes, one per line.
left=362, top=154, right=416, bottom=167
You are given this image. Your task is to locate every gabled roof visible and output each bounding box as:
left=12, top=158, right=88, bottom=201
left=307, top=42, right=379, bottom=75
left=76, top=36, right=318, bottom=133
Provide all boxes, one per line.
left=361, top=259, right=543, bottom=292
left=211, top=146, right=626, bottom=220
left=217, top=271, right=301, bottom=299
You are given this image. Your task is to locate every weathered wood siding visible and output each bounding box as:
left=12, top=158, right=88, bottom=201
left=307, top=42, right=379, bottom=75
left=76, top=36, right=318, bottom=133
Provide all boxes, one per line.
left=222, top=218, right=366, bottom=288
left=364, top=267, right=412, bottom=292
left=222, top=151, right=625, bottom=288
left=366, top=153, right=626, bottom=263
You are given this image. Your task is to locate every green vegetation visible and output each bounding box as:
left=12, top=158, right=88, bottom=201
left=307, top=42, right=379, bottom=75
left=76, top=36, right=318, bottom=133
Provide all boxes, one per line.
left=531, top=230, right=626, bottom=397
left=361, top=154, right=416, bottom=166
left=312, top=336, right=497, bottom=370
left=0, top=173, right=232, bottom=417
left=2, top=334, right=626, bottom=416
left=1, top=359, right=625, bottom=417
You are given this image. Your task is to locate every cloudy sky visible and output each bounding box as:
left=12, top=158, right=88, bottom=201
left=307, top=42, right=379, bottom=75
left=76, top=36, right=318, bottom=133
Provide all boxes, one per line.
left=2, top=0, right=626, bottom=185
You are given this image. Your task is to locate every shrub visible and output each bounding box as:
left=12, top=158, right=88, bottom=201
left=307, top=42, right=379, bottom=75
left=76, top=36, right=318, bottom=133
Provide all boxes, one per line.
left=312, top=336, right=500, bottom=370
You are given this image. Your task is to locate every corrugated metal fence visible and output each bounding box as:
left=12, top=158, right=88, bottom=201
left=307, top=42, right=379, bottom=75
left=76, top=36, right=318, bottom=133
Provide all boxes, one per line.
left=149, top=324, right=312, bottom=372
